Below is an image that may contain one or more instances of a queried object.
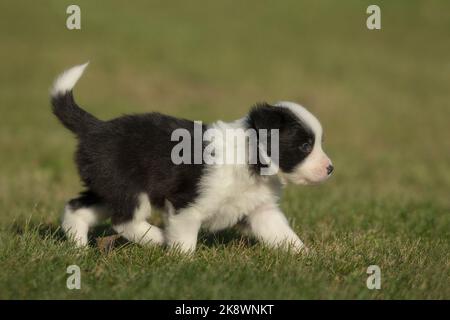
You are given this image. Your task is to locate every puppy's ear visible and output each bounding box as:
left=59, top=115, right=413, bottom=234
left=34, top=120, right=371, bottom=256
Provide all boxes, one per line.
left=247, top=103, right=284, bottom=131
left=247, top=103, right=284, bottom=173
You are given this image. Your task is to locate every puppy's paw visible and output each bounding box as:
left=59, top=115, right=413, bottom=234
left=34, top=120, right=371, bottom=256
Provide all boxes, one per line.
left=278, top=238, right=309, bottom=254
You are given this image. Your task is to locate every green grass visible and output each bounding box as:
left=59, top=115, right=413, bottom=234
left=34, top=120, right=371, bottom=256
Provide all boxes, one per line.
left=0, top=0, right=449, bottom=299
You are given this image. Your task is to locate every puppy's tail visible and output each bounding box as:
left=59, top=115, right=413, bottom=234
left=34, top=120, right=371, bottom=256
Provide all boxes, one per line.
left=50, top=62, right=101, bottom=135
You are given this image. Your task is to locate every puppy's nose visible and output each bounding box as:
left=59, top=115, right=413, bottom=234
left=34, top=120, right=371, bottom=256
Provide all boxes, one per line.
left=326, top=164, right=334, bottom=175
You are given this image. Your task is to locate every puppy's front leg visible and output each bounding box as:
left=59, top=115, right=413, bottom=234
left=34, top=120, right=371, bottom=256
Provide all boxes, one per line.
left=247, top=203, right=306, bottom=253
left=165, top=207, right=201, bottom=253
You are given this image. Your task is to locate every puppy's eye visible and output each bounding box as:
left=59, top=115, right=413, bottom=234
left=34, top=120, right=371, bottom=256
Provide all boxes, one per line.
left=299, top=142, right=312, bottom=153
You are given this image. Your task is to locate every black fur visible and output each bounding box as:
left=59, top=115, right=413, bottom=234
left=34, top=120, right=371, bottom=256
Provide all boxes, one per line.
left=53, top=91, right=206, bottom=224
left=246, top=103, right=315, bottom=174
left=51, top=92, right=102, bottom=135
left=67, top=190, right=103, bottom=210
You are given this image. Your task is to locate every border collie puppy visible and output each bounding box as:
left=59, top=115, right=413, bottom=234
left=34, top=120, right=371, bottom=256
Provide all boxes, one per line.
left=51, top=63, right=333, bottom=253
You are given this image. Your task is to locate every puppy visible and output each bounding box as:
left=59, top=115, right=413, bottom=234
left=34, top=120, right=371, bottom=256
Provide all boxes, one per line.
left=51, top=63, right=333, bottom=252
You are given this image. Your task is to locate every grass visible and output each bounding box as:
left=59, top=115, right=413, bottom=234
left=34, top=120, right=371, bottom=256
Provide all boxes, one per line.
left=0, top=0, right=449, bottom=299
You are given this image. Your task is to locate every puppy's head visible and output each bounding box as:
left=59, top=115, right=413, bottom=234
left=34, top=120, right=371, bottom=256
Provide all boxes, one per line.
left=247, top=101, right=333, bottom=185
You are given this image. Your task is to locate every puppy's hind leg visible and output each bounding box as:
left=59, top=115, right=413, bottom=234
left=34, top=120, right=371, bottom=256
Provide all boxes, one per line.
left=112, top=194, right=164, bottom=246
left=62, top=191, right=108, bottom=247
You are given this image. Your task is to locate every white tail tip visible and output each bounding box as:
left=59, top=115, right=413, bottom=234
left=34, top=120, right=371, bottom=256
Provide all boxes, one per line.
left=51, top=62, right=89, bottom=97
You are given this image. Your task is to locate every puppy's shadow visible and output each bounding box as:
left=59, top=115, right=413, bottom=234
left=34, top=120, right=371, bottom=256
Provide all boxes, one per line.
left=12, top=221, right=65, bottom=242
left=198, top=228, right=257, bottom=249
left=12, top=220, right=256, bottom=250
left=11, top=220, right=128, bottom=249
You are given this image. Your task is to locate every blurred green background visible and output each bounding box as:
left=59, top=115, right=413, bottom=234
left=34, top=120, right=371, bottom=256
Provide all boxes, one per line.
left=0, top=1, right=448, bottom=299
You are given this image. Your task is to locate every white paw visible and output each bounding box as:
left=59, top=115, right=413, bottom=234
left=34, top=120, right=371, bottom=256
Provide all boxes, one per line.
left=166, top=241, right=197, bottom=254
left=283, top=238, right=308, bottom=254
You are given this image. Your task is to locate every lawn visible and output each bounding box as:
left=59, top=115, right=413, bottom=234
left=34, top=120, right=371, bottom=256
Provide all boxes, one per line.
left=0, top=0, right=449, bottom=299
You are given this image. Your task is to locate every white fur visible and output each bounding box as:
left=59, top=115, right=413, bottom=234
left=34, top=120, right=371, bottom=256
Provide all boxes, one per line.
left=61, top=203, right=106, bottom=246
left=165, top=206, right=202, bottom=252
left=51, top=62, right=89, bottom=96
left=247, top=203, right=305, bottom=252
left=113, top=193, right=164, bottom=245
left=276, top=101, right=323, bottom=139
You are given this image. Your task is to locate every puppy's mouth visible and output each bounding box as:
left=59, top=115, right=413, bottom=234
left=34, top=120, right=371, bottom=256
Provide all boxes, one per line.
left=287, top=171, right=333, bottom=185
left=294, top=178, right=324, bottom=186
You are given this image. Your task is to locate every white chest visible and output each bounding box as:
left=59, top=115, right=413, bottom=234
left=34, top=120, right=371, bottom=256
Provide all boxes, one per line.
left=197, top=165, right=281, bottom=231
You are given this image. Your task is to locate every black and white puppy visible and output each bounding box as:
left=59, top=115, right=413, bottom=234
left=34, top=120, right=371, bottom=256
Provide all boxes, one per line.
left=51, top=63, right=333, bottom=253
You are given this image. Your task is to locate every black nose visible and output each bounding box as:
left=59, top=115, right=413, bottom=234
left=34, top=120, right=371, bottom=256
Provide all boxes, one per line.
left=327, top=164, right=334, bottom=175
